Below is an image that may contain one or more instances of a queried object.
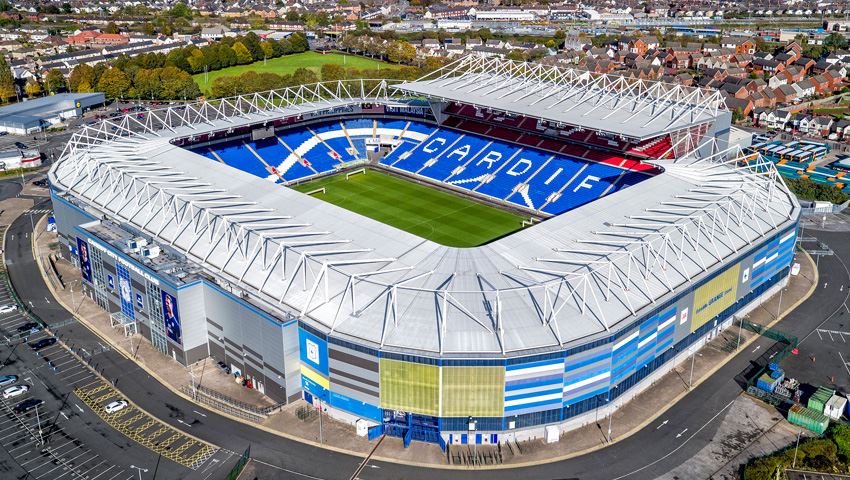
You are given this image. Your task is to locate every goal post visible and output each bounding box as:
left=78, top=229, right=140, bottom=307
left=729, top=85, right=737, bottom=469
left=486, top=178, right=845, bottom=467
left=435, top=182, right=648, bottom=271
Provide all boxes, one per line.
left=346, top=168, right=366, bottom=180
left=305, top=187, right=326, bottom=196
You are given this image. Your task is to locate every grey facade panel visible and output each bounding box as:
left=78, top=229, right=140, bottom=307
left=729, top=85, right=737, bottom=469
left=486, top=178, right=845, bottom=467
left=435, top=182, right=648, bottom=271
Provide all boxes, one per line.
left=176, top=283, right=207, bottom=352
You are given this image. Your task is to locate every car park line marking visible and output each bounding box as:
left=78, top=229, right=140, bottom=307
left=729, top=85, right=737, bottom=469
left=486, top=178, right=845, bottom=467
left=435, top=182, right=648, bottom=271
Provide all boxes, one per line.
left=8, top=439, right=37, bottom=452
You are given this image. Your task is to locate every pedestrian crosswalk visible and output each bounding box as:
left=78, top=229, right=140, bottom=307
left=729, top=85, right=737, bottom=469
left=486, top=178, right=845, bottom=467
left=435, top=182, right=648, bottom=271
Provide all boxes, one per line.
left=24, top=209, right=51, bottom=214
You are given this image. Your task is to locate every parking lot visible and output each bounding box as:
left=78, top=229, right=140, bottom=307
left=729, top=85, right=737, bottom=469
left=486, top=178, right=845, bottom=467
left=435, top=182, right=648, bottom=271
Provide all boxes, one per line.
left=0, top=261, right=230, bottom=479
left=0, top=282, right=141, bottom=479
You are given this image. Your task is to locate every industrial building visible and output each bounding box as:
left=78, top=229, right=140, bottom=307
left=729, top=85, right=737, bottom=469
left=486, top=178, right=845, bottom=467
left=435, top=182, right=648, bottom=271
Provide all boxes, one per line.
left=49, top=56, right=799, bottom=448
left=0, top=92, right=104, bottom=134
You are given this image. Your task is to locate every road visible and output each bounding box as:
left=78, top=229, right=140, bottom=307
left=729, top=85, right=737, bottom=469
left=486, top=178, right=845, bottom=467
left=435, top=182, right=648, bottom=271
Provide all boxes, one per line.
left=4, top=184, right=849, bottom=479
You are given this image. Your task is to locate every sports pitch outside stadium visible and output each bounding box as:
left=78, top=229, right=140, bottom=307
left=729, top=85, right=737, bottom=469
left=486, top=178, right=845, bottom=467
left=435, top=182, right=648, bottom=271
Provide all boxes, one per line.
left=193, top=51, right=398, bottom=93
left=292, top=170, right=525, bottom=247
left=49, top=57, right=802, bottom=447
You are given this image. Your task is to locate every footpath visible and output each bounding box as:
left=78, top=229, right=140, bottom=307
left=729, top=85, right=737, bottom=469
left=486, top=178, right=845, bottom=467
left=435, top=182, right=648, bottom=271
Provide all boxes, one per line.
left=23, top=190, right=818, bottom=468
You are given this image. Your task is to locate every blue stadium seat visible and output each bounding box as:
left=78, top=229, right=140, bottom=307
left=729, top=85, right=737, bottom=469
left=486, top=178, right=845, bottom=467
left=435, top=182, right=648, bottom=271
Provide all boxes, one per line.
left=518, top=155, right=588, bottom=210
left=391, top=129, right=464, bottom=173
left=300, top=142, right=342, bottom=174
left=477, top=149, right=552, bottom=200
left=381, top=141, right=418, bottom=166
left=405, top=121, right=437, bottom=135
left=376, top=120, right=408, bottom=131
left=207, top=141, right=270, bottom=179
left=279, top=159, right=316, bottom=182
left=540, top=162, right=629, bottom=214
left=311, top=121, right=341, bottom=134
left=343, top=119, right=373, bottom=131
left=446, top=142, right=521, bottom=187
left=194, top=117, right=651, bottom=215
left=278, top=129, right=314, bottom=152
left=322, top=136, right=359, bottom=162
left=419, top=134, right=490, bottom=181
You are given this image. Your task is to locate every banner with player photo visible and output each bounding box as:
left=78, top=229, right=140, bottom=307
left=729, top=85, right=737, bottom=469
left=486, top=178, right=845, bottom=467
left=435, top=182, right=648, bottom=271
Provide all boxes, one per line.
left=76, top=238, right=92, bottom=282
left=161, top=291, right=182, bottom=345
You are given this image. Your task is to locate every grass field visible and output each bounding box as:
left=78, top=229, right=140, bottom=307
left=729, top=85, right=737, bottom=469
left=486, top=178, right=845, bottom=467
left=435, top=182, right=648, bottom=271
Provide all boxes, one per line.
left=292, top=170, right=526, bottom=247
left=193, top=51, right=397, bottom=92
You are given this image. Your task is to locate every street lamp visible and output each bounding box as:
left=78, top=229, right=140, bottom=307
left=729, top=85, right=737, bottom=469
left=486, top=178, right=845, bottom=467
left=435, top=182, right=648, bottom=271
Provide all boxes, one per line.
left=130, top=465, right=148, bottom=480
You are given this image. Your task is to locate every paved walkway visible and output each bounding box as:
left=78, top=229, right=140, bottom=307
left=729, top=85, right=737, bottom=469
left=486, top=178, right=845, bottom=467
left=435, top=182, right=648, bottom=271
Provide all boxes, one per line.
left=30, top=205, right=818, bottom=468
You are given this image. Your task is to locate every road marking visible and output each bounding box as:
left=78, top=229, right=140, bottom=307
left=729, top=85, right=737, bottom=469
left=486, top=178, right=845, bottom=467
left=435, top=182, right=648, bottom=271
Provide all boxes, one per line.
left=656, top=420, right=668, bottom=430
left=752, top=345, right=761, bottom=353
left=193, top=410, right=207, bottom=417
left=75, top=403, right=84, bottom=413
left=611, top=399, right=735, bottom=480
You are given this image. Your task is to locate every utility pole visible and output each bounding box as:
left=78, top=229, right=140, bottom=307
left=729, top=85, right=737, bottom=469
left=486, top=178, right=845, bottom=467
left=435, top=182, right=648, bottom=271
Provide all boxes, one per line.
left=34, top=404, right=43, bottom=445
left=688, top=345, right=696, bottom=389
left=130, top=465, right=148, bottom=480
left=792, top=429, right=802, bottom=467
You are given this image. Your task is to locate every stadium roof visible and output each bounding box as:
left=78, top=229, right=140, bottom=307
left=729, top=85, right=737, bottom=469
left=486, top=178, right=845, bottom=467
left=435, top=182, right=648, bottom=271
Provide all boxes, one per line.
left=51, top=82, right=798, bottom=357
left=394, top=55, right=727, bottom=141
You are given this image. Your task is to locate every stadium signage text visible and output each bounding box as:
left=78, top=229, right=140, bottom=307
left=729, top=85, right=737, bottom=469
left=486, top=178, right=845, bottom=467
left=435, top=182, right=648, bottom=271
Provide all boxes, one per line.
left=694, top=286, right=733, bottom=316
left=87, top=237, right=160, bottom=286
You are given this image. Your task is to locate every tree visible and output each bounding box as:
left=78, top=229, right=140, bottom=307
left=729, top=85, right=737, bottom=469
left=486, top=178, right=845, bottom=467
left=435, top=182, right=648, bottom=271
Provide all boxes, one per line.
left=97, top=67, right=131, bottom=99
left=168, top=2, right=192, bottom=18
left=231, top=42, right=253, bottom=65
left=825, top=32, right=849, bottom=52
left=24, top=79, right=41, bottom=97
left=104, top=22, right=120, bottom=34
left=831, top=424, right=850, bottom=462
left=477, top=28, right=492, bottom=41
left=505, top=49, right=525, bottom=62
left=290, top=67, right=317, bottom=86
left=143, top=22, right=156, bottom=36
left=45, top=69, right=66, bottom=93
left=385, top=40, right=415, bottom=64
left=0, top=55, right=15, bottom=102
left=320, top=63, right=346, bottom=81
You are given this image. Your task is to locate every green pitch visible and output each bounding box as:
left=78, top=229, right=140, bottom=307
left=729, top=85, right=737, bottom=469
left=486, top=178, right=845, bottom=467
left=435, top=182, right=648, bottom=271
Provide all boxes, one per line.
left=193, top=51, right=398, bottom=92
left=292, top=170, right=525, bottom=247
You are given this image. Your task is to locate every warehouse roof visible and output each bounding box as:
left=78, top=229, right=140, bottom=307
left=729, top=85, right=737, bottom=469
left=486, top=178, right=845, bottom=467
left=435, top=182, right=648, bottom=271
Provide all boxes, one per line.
left=0, top=92, right=104, bottom=129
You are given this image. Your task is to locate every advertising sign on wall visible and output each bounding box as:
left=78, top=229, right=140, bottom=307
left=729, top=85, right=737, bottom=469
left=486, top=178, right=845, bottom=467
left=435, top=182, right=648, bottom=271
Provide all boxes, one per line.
left=161, top=291, right=182, bottom=345
left=691, top=263, right=740, bottom=332
left=76, top=238, right=92, bottom=282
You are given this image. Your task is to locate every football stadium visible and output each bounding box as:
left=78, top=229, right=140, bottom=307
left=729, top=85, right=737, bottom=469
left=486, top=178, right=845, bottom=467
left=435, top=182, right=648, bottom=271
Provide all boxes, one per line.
left=49, top=56, right=800, bottom=447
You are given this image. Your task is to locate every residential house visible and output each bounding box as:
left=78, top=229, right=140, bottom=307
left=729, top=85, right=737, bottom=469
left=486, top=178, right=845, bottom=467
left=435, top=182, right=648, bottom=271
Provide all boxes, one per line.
left=725, top=96, right=754, bottom=115
left=720, top=36, right=756, bottom=54
left=774, top=84, right=799, bottom=103
left=757, top=109, right=792, bottom=129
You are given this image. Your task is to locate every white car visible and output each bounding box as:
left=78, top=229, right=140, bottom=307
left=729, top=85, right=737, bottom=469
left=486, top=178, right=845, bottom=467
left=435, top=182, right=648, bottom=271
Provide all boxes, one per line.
left=2, top=385, right=28, bottom=399
left=104, top=400, right=128, bottom=414
left=0, top=305, right=17, bottom=314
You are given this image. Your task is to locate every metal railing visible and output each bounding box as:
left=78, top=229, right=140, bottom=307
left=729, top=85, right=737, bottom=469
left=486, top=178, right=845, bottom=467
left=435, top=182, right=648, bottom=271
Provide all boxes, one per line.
left=181, top=384, right=283, bottom=423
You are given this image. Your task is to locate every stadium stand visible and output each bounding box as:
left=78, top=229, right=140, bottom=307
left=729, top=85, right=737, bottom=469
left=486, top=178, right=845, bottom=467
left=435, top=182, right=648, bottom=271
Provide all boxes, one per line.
left=197, top=117, right=656, bottom=215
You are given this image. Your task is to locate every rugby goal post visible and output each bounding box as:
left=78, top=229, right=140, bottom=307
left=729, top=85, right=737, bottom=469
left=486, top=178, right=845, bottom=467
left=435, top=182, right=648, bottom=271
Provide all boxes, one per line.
left=346, top=168, right=366, bottom=180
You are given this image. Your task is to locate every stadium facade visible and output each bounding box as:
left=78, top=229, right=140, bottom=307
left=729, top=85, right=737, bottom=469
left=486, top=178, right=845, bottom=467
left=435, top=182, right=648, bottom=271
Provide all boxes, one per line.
left=49, top=56, right=799, bottom=447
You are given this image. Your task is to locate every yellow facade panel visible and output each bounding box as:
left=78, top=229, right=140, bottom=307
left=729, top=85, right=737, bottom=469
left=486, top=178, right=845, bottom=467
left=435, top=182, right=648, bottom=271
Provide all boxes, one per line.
left=379, top=359, right=439, bottom=416
left=441, top=366, right=505, bottom=417
left=691, top=263, right=740, bottom=332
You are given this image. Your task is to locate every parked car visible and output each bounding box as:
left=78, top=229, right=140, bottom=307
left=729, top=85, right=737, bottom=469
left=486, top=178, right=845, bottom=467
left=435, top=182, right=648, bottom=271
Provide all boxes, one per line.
left=0, top=375, right=18, bottom=387
left=2, top=385, right=28, bottom=399
left=32, top=179, right=48, bottom=188
left=0, top=304, right=17, bottom=314
left=16, top=322, right=42, bottom=334
left=104, top=400, right=128, bottom=414
left=28, top=338, right=56, bottom=351
left=13, top=142, right=26, bottom=149
left=13, top=398, right=42, bottom=414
